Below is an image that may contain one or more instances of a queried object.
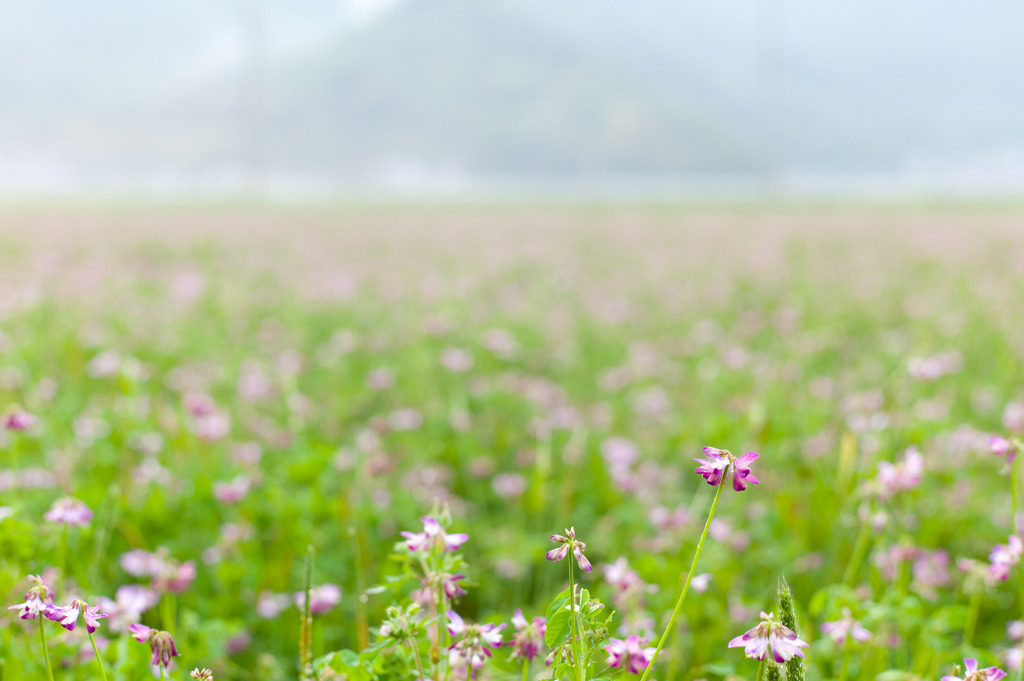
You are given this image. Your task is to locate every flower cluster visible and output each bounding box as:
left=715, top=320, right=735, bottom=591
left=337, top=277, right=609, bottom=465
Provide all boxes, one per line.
left=546, top=526, right=592, bottom=572
left=401, top=516, right=469, bottom=553
left=820, top=608, right=871, bottom=645
left=508, top=609, right=545, bottom=662
left=129, top=623, right=180, bottom=669
left=604, top=635, right=655, bottom=674
left=989, top=535, right=1023, bottom=581
left=446, top=611, right=505, bottom=672
left=941, top=657, right=1007, bottom=681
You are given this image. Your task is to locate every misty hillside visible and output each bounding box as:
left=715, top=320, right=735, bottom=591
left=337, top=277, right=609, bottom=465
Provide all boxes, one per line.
left=2, top=0, right=1024, bottom=189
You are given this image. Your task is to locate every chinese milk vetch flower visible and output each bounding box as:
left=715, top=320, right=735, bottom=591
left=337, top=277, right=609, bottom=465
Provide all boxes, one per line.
left=604, top=635, right=656, bottom=674
left=257, top=591, right=292, bottom=619
left=941, top=657, right=1008, bottom=681
left=96, top=584, right=159, bottom=633
left=2, top=407, right=36, bottom=431
left=7, top=574, right=55, bottom=619
left=47, top=599, right=108, bottom=633
left=989, top=535, right=1023, bottom=581
left=43, top=496, right=93, bottom=527
left=820, top=608, right=871, bottom=645
left=446, top=610, right=506, bottom=671
left=400, top=516, right=469, bottom=553
left=191, top=669, right=215, bottom=681
left=728, top=611, right=809, bottom=663
left=546, top=526, right=592, bottom=572
left=991, top=436, right=1019, bottom=465
left=294, top=584, right=342, bottom=615
left=874, top=447, right=924, bottom=498
left=508, top=609, right=545, bottom=662
left=129, top=624, right=180, bottom=668
left=694, top=447, right=759, bottom=491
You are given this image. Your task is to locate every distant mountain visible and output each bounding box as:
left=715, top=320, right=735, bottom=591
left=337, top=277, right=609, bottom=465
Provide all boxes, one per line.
left=2, top=0, right=1024, bottom=190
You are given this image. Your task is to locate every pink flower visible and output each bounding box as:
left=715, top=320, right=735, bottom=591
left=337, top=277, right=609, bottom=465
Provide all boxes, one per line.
left=294, top=584, right=341, bottom=615
left=257, top=591, right=292, bottom=619
left=400, top=516, right=469, bottom=553
left=546, top=526, right=592, bottom=572
left=728, top=611, right=809, bottom=663
left=43, top=497, right=93, bottom=527
left=47, top=599, right=108, bottom=633
left=446, top=611, right=505, bottom=672
left=604, top=635, right=656, bottom=674
left=820, top=608, right=871, bottom=645
left=694, top=447, right=760, bottom=491
left=941, top=657, right=1007, bottom=681
left=508, top=609, right=545, bottom=662
left=213, top=475, right=251, bottom=504
left=989, top=535, right=1023, bottom=581
left=96, top=585, right=159, bottom=633
left=992, top=436, right=1019, bottom=465
left=129, top=624, right=180, bottom=668
left=2, top=407, right=35, bottom=431
left=874, top=447, right=924, bottom=498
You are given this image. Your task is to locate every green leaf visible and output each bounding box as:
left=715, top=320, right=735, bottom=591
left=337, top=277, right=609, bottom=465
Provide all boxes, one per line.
left=545, top=608, right=572, bottom=648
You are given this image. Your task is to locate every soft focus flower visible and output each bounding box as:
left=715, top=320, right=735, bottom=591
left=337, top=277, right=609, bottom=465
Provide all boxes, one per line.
left=874, top=447, right=924, bottom=497
left=508, top=609, right=545, bottom=662
left=2, top=407, right=35, bottom=431
left=546, top=526, right=592, bottom=572
left=401, top=516, right=469, bottom=553
left=257, top=591, right=292, bottom=619
left=941, top=657, right=1007, bottom=681
left=446, top=610, right=506, bottom=672
left=604, top=635, right=656, bottom=674
left=294, top=584, right=342, bottom=615
left=989, top=535, right=1023, bottom=581
left=43, top=497, right=93, bottom=527
left=191, top=670, right=214, bottom=681
left=213, top=475, right=251, bottom=504
left=97, top=585, right=159, bottom=633
left=694, top=447, right=759, bottom=491
left=820, top=608, right=871, bottom=645
left=728, top=611, right=809, bottom=663
left=7, top=574, right=55, bottom=620
left=992, top=436, right=1019, bottom=465
left=129, top=624, right=180, bottom=668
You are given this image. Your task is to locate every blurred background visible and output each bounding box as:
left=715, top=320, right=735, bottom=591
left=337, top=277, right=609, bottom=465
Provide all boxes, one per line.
left=3, top=0, right=1024, bottom=200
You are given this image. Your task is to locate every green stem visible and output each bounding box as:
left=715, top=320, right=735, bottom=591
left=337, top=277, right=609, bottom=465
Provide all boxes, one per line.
left=38, top=615, right=55, bottom=681
left=88, top=629, right=109, bottom=681
left=838, top=647, right=851, bottom=681
left=755, top=657, right=766, bottom=681
left=1018, top=565, right=1024, bottom=681
left=568, top=555, right=585, bottom=681
left=842, top=519, right=871, bottom=587
left=638, top=475, right=727, bottom=681
left=964, top=589, right=982, bottom=646
left=160, top=664, right=166, bottom=681
left=522, top=660, right=529, bottom=681
left=409, top=637, right=427, bottom=681
left=1013, top=457, right=1019, bottom=532
left=161, top=593, right=175, bottom=634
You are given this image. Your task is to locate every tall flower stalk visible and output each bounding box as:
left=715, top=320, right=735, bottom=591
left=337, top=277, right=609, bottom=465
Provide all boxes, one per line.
left=639, top=446, right=759, bottom=681
left=547, top=527, right=592, bottom=681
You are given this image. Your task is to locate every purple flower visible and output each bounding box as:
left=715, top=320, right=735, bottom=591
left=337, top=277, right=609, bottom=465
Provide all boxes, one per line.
left=43, top=497, right=93, bottom=527
left=989, top=535, right=1023, bottom=581
left=992, top=436, right=1019, bottom=465
left=508, top=609, right=545, bottom=662
left=694, top=447, right=760, bottom=491
left=446, top=611, right=506, bottom=673
left=604, top=635, right=656, bottom=674
left=129, top=624, right=180, bottom=668
left=7, top=574, right=55, bottom=620
left=257, top=591, right=292, bottom=619
left=546, top=526, right=592, bottom=572
left=820, top=608, right=871, bottom=645
left=400, top=516, right=469, bottom=553
left=48, top=599, right=107, bottom=633
left=728, top=611, right=809, bottom=663
left=97, top=585, right=159, bottom=633
left=941, top=658, right=1007, bottom=681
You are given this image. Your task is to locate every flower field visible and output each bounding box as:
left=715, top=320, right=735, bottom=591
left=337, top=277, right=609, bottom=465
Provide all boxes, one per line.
left=1, top=204, right=1023, bottom=680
